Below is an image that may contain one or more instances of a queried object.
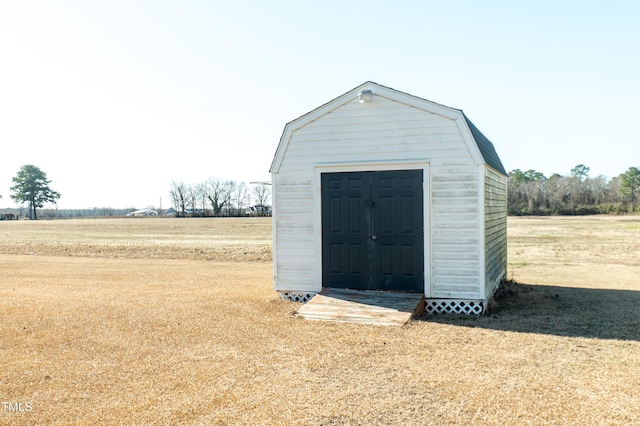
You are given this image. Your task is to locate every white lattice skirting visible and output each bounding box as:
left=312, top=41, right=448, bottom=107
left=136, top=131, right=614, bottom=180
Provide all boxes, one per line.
left=278, top=291, right=316, bottom=303
left=278, top=292, right=487, bottom=315
left=425, top=299, right=485, bottom=315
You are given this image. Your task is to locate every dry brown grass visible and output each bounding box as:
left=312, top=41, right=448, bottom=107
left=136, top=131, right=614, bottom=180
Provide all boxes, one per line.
left=0, top=217, right=272, bottom=261
left=1, top=216, right=640, bottom=425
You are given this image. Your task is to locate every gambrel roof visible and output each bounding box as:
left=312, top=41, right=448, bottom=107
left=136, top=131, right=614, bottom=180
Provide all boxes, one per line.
left=463, top=114, right=506, bottom=175
left=270, top=81, right=506, bottom=176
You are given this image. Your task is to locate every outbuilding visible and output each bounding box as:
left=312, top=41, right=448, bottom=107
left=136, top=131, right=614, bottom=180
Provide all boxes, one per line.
left=270, top=82, right=507, bottom=314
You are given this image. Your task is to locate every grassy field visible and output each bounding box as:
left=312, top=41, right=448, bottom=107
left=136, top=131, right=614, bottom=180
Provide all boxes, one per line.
left=1, top=216, right=639, bottom=425
left=0, top=217, right=272, bottom=262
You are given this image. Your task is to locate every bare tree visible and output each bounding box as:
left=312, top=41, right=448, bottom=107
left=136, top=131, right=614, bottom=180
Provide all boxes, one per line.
left=205, top=178, right=231, bottom=216
left=231, top=181, right=250, bottom=215
left=169, top=181, right=188, bottom=216
left=607, top=176, right=623, bottom=204
left=197, top=183, right=207, bottom=215
left=545, top=174, right=571, bottom=213
left=252, top=184, right=271, bottom=215
left=186, top=183, right=202, bottom=215
left=590, top=175, right=609, bottom=207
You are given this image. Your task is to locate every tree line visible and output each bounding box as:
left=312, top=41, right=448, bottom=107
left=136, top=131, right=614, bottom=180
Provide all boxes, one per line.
left=1, top=164, right=273, bottom=220
left=169, top=178, right=271, bottom=217
left=508, top=164, right=640, bottom=215
left=5, top=163, right=640, bottom=219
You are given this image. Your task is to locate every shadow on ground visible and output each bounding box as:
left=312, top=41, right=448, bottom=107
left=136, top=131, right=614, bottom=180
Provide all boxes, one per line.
left=418, top=281, right=640, bottom=341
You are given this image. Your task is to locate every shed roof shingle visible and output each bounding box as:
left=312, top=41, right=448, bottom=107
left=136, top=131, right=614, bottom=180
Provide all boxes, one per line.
left=463, top=115, right=506, bottom=176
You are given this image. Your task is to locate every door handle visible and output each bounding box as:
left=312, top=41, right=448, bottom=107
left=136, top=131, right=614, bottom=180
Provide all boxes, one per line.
left=371, top=234, right=378, bottom=241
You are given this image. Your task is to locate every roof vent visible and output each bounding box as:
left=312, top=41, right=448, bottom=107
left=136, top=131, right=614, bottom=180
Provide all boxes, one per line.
left=358, top=89, right=373, bottom=103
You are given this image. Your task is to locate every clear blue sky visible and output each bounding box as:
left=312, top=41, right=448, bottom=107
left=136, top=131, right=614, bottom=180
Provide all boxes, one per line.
left=1, top=1, right=638, bottom=209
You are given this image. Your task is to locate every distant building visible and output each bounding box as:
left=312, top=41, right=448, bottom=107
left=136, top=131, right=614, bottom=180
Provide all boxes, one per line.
left=246, top=205, right=271, bottom=216
left=185, top=208, right=204, bottom=215
left=126, top=208, right=158, bottom=217
left=0, top=212, right=18, bottom=220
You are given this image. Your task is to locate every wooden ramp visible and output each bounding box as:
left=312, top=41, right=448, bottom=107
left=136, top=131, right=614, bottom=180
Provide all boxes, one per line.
left=295, top=289, right=425, bottom=326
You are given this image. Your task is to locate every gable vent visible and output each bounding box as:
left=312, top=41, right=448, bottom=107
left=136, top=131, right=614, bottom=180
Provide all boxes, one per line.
left=358, top=89, right=373, bottom=103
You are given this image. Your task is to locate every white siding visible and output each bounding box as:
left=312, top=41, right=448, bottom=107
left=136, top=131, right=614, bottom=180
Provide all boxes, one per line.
left=272, top=88, right=503, bottom=303
left=272, top=172, right=319, bottom=292
left=484, top=167, right=508, bottom=298
left=430, top=165, right=482, bottom=299
left=275, top=96, right=481, bottom=297
left=277, top=98, right=474, bottom=173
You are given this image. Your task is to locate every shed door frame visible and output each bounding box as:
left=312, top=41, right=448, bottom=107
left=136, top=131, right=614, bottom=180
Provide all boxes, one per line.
left=314, top=161, right=431, bottom=297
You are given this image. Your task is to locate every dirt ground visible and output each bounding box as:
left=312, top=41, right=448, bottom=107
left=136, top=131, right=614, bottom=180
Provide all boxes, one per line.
left=1, top=216, right=639, bottom=425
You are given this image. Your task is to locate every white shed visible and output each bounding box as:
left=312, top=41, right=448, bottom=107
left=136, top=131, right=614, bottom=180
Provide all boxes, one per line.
left=270, top=82, right=507, bottom=314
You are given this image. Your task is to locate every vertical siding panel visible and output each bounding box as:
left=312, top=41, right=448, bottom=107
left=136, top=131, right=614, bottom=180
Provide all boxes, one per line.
left=484, top=167, right=508, bottom=298
left=273, top=172, right=321, bottom=292
left=429, top=165, right=482, bottom=299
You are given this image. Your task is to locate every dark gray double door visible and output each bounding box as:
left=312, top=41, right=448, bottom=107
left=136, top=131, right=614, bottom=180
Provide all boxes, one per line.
left=321, top=170, right=424, bottom=292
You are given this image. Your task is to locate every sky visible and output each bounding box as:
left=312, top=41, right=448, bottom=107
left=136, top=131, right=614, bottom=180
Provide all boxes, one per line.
left=1, top=1, right=639, bottom=209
